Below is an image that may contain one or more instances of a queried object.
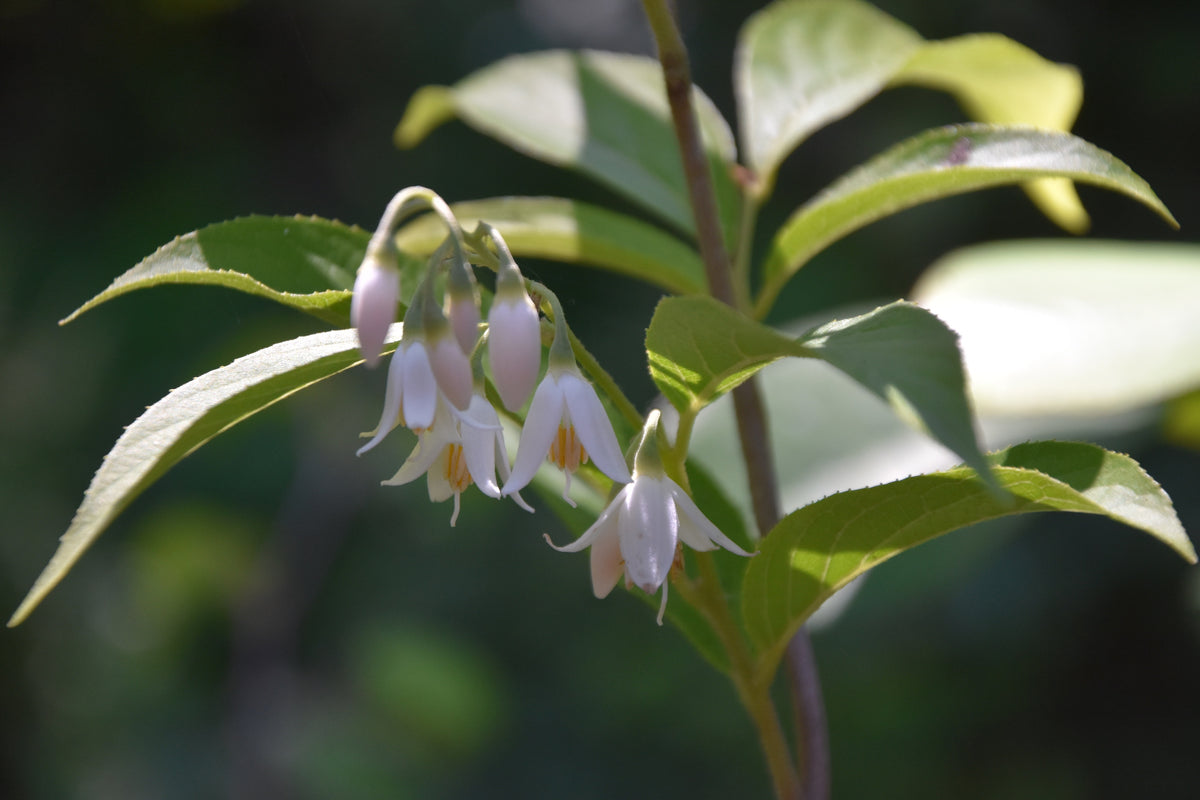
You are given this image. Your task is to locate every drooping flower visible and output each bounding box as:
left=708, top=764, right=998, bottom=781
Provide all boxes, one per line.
left=383, top=393, right=533, bottom=524
left=502, top=364, right=631, bottom=504
left=357, top=338, right=440, bottom=455
left=351, top=254, right=401, bottom=367
left=487, top=262, right=541, bottom=412
left=547, top=410, right=751, bottom=623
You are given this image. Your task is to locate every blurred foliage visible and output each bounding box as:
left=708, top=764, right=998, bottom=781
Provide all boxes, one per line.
left=2, top=0, right=1199, bottom=798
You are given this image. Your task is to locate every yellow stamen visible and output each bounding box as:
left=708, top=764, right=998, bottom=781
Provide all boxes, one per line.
left=443, top=443, right=472, bottom=492
left=548, top=424, right=589, bottom=472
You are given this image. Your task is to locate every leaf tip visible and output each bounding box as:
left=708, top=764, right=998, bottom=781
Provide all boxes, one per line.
left=394, top=85, right=456, bottom=150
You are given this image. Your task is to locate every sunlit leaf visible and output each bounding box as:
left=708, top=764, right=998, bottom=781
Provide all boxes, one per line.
left=63, top=216, right=374, bottom=327
left=394, top=197, right=705, bottom=295
left=645, top=296, right=806, bottom=414
left=742, top=441, right=1196, bottom=671
left=736, top=0, right=921, bottom=181
left=8, top=327, right=401, bottom=627
left=797, top=301, right=992, bottom=487
left=396, top=50, right=742, bottom=244
left=756, top=124, right=1177, bottom=317
left=893, top=33, right=1086, bottom=230
left=647, top=297, right=992, bottom=487
left=914, top=240, right=1200, bottom=415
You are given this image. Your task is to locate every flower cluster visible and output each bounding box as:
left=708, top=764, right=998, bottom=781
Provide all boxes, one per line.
left=351, top=189, right=750, bottom=621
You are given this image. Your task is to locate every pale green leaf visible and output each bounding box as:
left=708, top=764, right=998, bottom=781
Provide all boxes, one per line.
left=647, top=297, right=991, bottom=488
left=736, top=0, right=922, bottom=180
left=396, top=50, right=742, bottom=244
left=63, top=216, right=373, bottom=327
left=742, top=441, right=1196, bottom=670
left=8, top=327, right=400, bottom=626
left=914, top=240, right=1200, bottom=415
left=393, top=85, right=457, bottom=149
left=893, top=33, right=1086, bottom=230
left=797, top=301, right=991, bottom=487
left=645, top=295, right=806, bottom=414
left=394, top=196, right=705, bottom=295
left=756, top=124, right=1177, bottom=317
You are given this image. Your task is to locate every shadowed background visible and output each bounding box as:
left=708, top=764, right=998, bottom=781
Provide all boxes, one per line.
left=2, top=0, right=1199, bottom=797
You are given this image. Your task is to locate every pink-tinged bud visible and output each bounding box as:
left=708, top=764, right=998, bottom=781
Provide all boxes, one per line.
left=488, top=279, right=541, bottom=411
left=428, top=332, right=474, bottom=410
left=351, top=258, right=400, bottom=367
left=447, top=288, right=481, bottom=355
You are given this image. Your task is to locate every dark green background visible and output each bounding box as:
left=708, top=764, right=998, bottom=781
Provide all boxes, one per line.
left=3, top=1, right=1199, bottom=797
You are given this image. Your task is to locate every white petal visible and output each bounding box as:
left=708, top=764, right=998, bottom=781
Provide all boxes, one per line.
left=560, top=371, right=631, bottom=484
left=382, top=433, right=446, bottom=487
left=507, top=489, right=536, bottom=514
left=619, top=478, right=677, bottom=593
left=425, top=448, right=455, bottom=503
left=502, top=374, right=565, bottom=495
left=401, top=342, right=438, bottom=431
left=428, top=335, right=473, bottom=410
left=492, top=428, right=535, bottom=513
left=357, top=343, right=407, bottom=456
left=488, top=294, right=542, bottom=411
left=545, top=484, right=628, bottom=553
left=588, top=524, right=624, bottom=599
left=671, top=480, right=753, bottom=557
left=461, top=424, right=500, bottom=498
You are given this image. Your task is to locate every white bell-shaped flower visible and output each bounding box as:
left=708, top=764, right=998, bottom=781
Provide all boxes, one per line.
left=356, top=339, right=440, bottom=455
left=547, top=410, right=751, bottom=623
left=502, top=364, right=630, bottom=504
left=383, top=394, right=533, bottom=524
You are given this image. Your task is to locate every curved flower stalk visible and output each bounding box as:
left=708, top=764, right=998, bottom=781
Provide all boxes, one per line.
left=352, top=186, right=448, bottom=366
left=547, top=410, right=751, bottom=623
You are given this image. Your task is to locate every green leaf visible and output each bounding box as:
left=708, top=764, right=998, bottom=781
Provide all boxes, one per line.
left=742, top=441, right=1196, bottom=669
left=645, top=296, right=807, bottom=415
left=648, top=297, right=991, bottom=487
left=913, top=240, right=1200, bottom=415
left=796, top=301, right=992, bottom=488
left=63, top=216, right=374, bottom=327
left=396, top=50, right=742, bottom=245
left=756, top=124, right=1177, bottom=317
left=393, top=85, right=457, bottom=149
left=394, top=197, right=705, bottom=295
left=893, top=33, right=1086, bottom=231
left=736, top=0, right=922, bottom=181
left=8, top=327, right=399, bottom=627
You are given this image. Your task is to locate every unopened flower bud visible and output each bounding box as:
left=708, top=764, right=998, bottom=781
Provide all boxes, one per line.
left=446, top=270, right=481, bottom=355
left=427, top=330, right=474, bottom=410
left=488, top=266, right=541, bottom=411
left=351, top=256, right=400, bottom=367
